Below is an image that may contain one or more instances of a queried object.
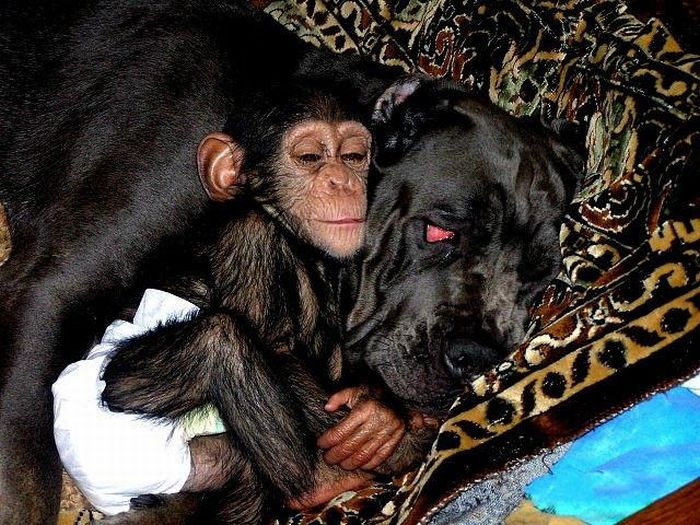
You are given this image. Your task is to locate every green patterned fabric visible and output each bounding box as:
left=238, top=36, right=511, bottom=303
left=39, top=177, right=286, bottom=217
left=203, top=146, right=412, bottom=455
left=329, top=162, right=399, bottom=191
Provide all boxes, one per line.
left=255, top=1, right=699, bottom=524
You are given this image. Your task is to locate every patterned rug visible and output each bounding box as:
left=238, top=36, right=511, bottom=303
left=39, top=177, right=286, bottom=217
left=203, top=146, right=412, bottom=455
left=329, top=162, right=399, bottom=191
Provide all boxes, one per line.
left=56, top=471, right=583, bottom=525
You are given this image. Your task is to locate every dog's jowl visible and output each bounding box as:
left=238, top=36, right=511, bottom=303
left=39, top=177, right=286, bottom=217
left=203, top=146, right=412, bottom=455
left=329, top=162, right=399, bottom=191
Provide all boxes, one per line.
left=347, top=79, right=582, bottom=416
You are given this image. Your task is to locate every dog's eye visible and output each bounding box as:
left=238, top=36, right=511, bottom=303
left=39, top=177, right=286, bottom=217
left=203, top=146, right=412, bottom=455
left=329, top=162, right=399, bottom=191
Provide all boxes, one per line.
left=426, top=223, right=456, bottom=243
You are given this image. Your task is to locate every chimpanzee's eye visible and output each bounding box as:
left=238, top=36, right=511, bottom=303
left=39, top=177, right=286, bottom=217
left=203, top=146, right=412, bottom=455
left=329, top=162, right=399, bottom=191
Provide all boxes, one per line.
left=341, top=152, right=367, bottom=164
left=297, top=153, right=322, bottom=165
left=425, top=222, right=456, bottom=243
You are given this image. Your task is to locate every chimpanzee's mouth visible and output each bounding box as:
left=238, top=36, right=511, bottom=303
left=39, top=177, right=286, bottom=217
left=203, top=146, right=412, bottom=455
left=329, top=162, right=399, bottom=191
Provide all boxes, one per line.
left=318, top=218, right=365, bottom=225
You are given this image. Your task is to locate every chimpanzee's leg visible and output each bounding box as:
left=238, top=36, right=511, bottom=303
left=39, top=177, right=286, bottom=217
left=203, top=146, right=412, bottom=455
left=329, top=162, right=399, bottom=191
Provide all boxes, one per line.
left=103, top=311, right=325, bottom=495
left=95, top=436, right=264, bottom=525
left=95, top=494, right=203, bottom=525
left=204, top=313, right=373, bottom=516
left=209, top=467, right=268, bottom=525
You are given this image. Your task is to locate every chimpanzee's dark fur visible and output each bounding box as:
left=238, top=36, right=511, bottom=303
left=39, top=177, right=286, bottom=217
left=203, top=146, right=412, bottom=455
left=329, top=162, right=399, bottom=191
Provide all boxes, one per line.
left=98, top=86, right=432, bottom=525
left=102, top=202, right=352, bottom=524
left=0, top=2, right=397, bottom=523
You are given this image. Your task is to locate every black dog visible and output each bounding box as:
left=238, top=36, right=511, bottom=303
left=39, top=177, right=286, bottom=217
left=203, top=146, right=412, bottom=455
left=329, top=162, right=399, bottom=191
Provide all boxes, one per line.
left=348, top=79, right=581, bottom=416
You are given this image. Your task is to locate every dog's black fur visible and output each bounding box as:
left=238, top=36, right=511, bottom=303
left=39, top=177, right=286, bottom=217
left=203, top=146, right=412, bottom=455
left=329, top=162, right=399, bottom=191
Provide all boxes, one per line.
left=348, top=79, right=581, bottom=416
left=0, top=2, right=396, bottom=522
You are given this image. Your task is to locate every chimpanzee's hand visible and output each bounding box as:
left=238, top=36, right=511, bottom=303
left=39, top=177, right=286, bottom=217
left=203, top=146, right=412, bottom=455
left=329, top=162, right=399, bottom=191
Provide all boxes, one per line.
left=317, top=386, right=405, bottom=471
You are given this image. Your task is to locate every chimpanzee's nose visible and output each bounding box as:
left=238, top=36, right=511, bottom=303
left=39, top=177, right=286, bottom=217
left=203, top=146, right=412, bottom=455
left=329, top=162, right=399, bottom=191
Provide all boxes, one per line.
left=321, top=164, right=359, bottom=195
left=443, top=339, right=501, bottom=381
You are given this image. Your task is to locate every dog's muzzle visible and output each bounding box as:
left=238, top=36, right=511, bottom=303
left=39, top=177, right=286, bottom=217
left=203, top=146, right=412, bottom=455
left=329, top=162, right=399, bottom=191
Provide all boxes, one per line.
left=442, top=337, right=502, bottom=382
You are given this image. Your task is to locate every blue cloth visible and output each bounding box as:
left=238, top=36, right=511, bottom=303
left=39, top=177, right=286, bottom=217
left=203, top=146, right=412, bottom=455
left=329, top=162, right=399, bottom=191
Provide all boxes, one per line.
left=526, top=387, right=700, bottom=524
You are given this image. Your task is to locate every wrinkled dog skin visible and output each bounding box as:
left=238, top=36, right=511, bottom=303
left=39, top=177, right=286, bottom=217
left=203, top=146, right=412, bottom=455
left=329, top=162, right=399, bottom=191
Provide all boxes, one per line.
left=347, top=79, right=581, bottom=416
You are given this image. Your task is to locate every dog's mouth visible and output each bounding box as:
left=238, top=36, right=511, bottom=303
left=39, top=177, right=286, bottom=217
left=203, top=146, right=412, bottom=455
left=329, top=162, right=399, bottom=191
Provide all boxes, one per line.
left=393, top=383, right=461, bottom=418
left=351, top=317, right=508, bottom=417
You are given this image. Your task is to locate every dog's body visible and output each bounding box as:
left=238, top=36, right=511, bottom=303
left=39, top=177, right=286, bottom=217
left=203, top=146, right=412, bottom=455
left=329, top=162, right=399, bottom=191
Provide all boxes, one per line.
left=350, top=80, right=581, bottom=416
left=0, top=2, right=395, bottom=522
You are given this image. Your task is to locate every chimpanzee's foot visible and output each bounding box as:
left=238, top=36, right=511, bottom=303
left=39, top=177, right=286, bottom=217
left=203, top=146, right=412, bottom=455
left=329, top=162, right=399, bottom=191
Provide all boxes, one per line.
left=287, top=469, right=374, bottom=510
left=95, top=493, right=202, bottom=525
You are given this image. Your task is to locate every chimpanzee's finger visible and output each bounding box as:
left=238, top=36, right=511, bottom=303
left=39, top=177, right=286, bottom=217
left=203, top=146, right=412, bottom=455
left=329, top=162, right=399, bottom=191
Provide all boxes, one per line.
left=339, top=424, right=403, bottom=470
left=323, top=426, right=375, bottom=467
left=317, top=405, right=369, bottom=449
left=324, top=388, right=356, bottom=412
left=329, top=408, right=404, bottom=469
left=358, top=427, right=404, bottom=471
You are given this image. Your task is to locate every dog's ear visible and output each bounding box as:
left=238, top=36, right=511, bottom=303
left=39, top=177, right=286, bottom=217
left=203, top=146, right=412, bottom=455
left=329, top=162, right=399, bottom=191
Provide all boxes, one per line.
left=371, top=76, right=469, bottom=167
left=545, top=132, right=585, bottom=203
left=517, top=131, right=584, bottom=216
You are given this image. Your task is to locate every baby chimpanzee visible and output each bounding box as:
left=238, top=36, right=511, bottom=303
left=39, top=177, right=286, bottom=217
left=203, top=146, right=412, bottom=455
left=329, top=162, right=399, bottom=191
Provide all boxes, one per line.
left=98, top=84, right=433, bottom=525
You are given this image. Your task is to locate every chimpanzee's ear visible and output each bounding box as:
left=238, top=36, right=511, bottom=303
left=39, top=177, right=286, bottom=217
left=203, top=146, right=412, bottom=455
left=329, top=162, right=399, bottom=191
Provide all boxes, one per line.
left=371, top=75, right=468, bottom=167
left=197, top=132, right=246, bottom=202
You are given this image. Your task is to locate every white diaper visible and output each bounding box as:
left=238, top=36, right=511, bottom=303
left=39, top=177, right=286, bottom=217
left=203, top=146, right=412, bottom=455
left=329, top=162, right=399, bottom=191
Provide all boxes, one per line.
left=52, top=289, right=200, bottom=515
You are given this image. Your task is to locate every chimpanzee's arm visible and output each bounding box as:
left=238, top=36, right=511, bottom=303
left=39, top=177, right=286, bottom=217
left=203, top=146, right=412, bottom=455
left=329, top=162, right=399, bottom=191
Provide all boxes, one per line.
left=101, top=307, right=351, bottom=502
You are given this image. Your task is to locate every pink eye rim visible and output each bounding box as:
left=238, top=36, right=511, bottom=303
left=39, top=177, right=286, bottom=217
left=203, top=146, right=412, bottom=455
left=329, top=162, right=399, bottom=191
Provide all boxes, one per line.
left=425, top=222, right=456, bottom=243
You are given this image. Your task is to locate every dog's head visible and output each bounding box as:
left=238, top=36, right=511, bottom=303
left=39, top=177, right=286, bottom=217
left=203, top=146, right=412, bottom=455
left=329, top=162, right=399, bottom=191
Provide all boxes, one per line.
left=346, top=78, right=581, bottom=416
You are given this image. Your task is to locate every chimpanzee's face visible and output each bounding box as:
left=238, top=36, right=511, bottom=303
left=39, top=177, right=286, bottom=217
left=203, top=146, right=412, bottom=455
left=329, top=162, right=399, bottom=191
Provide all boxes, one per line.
left=197, top=118, right=371, bottom=260
left=278, top=120, right=371, bottom=259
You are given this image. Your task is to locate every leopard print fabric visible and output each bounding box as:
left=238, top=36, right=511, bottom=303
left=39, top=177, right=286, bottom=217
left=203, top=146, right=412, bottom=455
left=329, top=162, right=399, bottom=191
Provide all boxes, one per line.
left=258, top=1, right=700, bottom=524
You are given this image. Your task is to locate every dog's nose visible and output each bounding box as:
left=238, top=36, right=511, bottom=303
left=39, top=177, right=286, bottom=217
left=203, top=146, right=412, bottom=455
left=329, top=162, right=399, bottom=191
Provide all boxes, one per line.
left=443, top=339, right=501, bottom=381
